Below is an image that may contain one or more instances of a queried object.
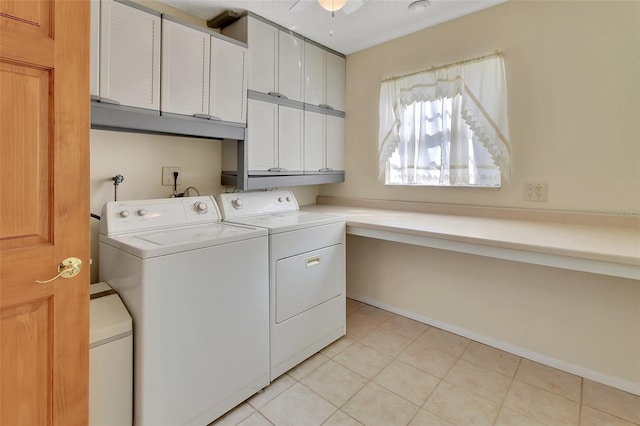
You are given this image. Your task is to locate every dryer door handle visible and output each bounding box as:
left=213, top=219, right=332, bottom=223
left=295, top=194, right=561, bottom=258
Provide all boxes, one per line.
left=305, top=256, right=321, bottom=268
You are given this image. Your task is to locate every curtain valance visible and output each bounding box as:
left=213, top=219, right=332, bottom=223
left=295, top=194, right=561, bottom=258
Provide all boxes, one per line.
left=379, top=53, right=511, bottom=181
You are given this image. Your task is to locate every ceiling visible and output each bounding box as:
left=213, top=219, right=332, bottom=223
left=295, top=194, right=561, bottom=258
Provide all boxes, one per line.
left=156, top=0, right=508, bottom=55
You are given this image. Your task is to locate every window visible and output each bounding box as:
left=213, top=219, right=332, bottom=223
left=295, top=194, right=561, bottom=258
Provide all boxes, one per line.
left=379, top=54, right=511, bottom=187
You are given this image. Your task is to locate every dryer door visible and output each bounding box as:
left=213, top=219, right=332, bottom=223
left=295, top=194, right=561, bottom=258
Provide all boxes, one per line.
left=275, top=244, right=343, bottom=323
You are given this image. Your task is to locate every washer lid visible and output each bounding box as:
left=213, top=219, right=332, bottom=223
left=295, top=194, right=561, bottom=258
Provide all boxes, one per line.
left=99, top=222, right=266, bottom=258
left=225, top=211, right=345, bottom=234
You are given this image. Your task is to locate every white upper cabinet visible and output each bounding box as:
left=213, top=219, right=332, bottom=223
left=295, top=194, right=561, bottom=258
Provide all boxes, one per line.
left=304, top=110, right=344, bottom=172
left=277, top=31, right=304, bottom=102
left=99, top=0, right=160, bottom=110
left=326, top=52, right=346, bottom=112
left=304, top=41, right=345, bottom=111
left=209, top=38, right=248, bottom=124
left=326, top=115, right=345, bottom=170
left=161, top=18, right=211, bottom=117
left=161, top=18, right=248, bottom=123
left=246, top=17, right=278, bottom=96
left=225, top=16, right=304, bottom=102
left=247, top=98, right=303, bottom=173
left=247, top=99, right=277, bottom=172
left=278, top=106, right=303, bottom=171
left=304, top=43, right=325, bottom=108
left=304, top=111, right=326, bottom=171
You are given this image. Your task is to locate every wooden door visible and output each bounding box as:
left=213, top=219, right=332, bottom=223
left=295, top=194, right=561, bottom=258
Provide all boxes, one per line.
left=0, top=0, right=90, bottom=425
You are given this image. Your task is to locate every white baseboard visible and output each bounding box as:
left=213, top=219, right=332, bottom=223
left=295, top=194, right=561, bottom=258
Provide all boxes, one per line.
left=347, top=292, right=640, bottom=397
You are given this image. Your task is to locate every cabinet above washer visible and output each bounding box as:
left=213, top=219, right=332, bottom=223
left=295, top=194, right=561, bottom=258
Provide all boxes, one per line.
left=305, top=41, right=345, bottom=112
left=92, top=0, right=161, bottom=110
left=161, top=16, right=249, bottom=124
left=223, top=15, right=307, bottom=103
left=90, top=0, right=248, bottom=140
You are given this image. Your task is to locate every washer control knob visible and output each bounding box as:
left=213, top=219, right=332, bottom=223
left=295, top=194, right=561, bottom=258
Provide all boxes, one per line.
left=232, top=198, right=243, bottom=209
left=194, top=202, right=208, bottom=214
left=286, top=196, right=291, bottom=202
left=119, top=210, right=129, bottom=218
left=137, top=209, right=147, bottom=216
left=278, top=197, right=284, bottom=202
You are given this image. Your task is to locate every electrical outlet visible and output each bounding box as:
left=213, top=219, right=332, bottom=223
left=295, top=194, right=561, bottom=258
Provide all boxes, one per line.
left=162, top=167, right=182, bottom=186
left=525, top=183, right=547, bottom=202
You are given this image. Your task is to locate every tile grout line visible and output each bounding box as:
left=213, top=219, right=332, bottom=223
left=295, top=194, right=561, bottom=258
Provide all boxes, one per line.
left=491, top=355, right=523, bottom=426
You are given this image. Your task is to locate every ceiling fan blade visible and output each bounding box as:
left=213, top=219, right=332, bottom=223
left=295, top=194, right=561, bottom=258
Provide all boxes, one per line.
left=289, top=0, right=302, bottom=11
left=342, top=0, right=363, bottom=15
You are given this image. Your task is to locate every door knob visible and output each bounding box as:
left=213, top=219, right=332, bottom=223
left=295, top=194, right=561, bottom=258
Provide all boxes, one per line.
left=36, top=257, right=82, bottom=284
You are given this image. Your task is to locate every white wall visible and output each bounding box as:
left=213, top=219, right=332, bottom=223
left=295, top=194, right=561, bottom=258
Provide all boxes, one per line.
left=320, top=0, right=640, bottom=213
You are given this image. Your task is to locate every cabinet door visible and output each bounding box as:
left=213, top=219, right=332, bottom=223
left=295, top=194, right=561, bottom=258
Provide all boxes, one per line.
left=326, top=52, right=346, bottom=111
left=247, top=17, right=277, bottom=95
left=247, top=99, right=278, bottom=172
left=278, top=106, right=304, bottom=172
left=90, top=0, right=100, bottom=98
left=210, top=38, right=248, bottom=123
left=100, top=0, right=160, bottom=110
left=326, top=115, right=345, bottom=171
left=161, top=19, right=211, bottom=116
left=304, top=42, right=325, bottom=107
left=304, top=111, right=326, bottom=172
left=278, top=31, right=304, bottom=102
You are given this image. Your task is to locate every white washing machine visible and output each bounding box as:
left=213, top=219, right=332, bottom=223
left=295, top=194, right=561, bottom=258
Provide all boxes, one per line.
left=216, top=190, right=346, bottom=380
left=99, top=196, right=269, bottom=425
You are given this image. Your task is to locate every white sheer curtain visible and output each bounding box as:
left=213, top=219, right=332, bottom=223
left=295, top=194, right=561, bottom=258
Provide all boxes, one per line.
left=379, top=54, right=510, bottom=186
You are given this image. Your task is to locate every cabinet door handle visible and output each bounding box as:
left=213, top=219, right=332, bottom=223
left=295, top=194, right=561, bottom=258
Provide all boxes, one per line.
left=319, top=167, right=333, bottom=172
left=209, top=115, right=222, bottom=121
left=268, top=92, right=288, bottom=100
left=193, top=113, right=211, bottom=119
left=268, top=167, right=282, bottom=172
left=98, top=97, right=121, bottom=105
left=319, top=104, right=334, bottom=110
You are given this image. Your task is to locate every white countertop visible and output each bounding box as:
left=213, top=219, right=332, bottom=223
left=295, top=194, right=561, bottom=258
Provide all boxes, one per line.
left=301, top=204, right=640, bottom=280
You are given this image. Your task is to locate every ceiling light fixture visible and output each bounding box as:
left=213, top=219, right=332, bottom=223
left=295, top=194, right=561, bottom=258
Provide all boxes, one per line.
left=408, top=0, right=430, bottom=13
left=318, top=0, right=347, bottom=15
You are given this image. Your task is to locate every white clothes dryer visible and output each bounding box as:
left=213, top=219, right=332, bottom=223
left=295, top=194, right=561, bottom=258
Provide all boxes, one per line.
left=216, top=190, right=346, bottom=380
left=99, top=196, right=269, bottom=426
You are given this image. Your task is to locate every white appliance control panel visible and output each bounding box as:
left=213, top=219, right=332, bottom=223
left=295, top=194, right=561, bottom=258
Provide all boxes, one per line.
left=101, top=196, right=222, bottom=236
left=216, top=190, right=299, bottom=219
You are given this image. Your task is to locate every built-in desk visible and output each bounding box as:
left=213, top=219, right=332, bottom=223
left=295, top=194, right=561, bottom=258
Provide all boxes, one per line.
left=301, top=203, right=639, bottom=280
left=301, top=198, right=640, bottom=396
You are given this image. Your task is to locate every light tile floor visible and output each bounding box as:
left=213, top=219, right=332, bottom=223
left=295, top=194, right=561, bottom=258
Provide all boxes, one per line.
left=212, top=299, right=640, bottom=426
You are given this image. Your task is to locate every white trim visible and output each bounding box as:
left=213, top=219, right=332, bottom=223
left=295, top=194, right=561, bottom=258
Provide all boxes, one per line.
left=347, top=293, right=640, bottom=397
